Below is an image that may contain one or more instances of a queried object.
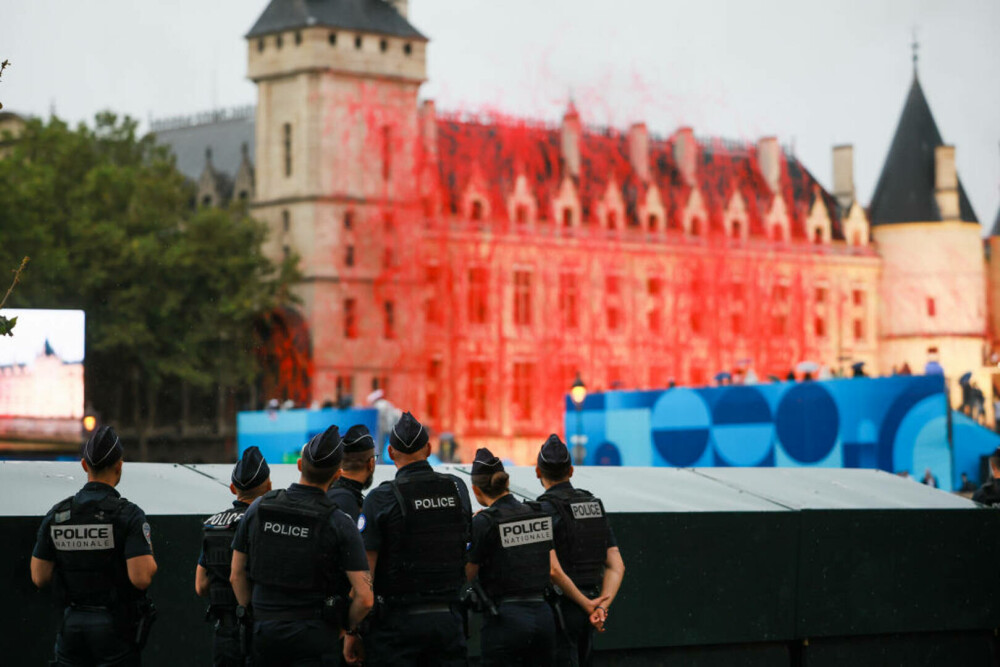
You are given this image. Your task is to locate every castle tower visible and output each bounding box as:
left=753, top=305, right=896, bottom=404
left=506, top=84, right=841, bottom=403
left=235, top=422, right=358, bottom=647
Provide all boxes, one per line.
left=870, top=70, right=985, bottom=392
left=246, top=0, right=428, bottom=406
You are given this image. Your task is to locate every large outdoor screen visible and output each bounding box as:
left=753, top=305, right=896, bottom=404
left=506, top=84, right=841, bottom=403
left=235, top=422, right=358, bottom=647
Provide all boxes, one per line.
left=0, top=309, right=85, bottom=443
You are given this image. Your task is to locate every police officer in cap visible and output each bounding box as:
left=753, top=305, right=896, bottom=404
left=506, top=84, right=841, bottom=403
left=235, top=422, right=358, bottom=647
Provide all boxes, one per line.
left=195, top=446, right=272, bottom=666
left=31, top=425, right=159, bottom=666
left=536, top=434, right=625, bottom=667
left=359, top=411, right=471, bottom=667
left=230, top=425, right=374, bottom=666
left=328, top=424, right=376, bottom=522
left=467, top=447, right=600, bottom=666
left=973, top=447, right=1000, bottom=507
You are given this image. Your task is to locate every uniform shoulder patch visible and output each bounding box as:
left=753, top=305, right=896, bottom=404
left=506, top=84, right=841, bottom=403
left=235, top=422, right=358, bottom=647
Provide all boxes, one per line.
left=357, top=514, right=367, bottom=533
left=142, top=522, right=152, bottom=548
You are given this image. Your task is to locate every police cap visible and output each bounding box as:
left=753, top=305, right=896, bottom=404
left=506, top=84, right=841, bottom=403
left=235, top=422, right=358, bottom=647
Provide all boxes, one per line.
left=537, top=433, right=571, bottom=475
left=471, top=447, right=504, bottom=475
left=389, top=412, right=428, bottom=454
left=342, top=424, right=375, bottom=454
left=83, top=425, right=123, bottom=470
left=232, top=446, right=270, bottom=490
left=303, top=424, right=343, bottom=469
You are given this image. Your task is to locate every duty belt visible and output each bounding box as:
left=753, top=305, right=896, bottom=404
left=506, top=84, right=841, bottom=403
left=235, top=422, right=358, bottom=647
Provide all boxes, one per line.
left=500, top=594, right=546, bottom=604
left=68, top=604, right=111, bottom=613
left=253, top=607, right=323, bottom=622
left=398, top=602, right=452, bottom=615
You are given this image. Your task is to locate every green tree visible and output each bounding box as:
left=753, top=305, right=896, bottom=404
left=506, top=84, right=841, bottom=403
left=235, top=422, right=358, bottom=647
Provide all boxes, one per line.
left=0, top=112, right=297, bottom=458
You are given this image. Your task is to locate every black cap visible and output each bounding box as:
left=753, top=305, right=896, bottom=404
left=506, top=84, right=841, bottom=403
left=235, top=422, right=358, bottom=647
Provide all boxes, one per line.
left=389, top=412, right=428, bottom=454
left=471, top=447, right=504, bottom=476
left=303, top=424, right=343, bottom=469
left=83, top=426, right=123, bottom=470
left=232, top=446, right=270, bottom=490
left=342, top=424, right=375, bottom=453
left=537, top=433, right=571, bottom=473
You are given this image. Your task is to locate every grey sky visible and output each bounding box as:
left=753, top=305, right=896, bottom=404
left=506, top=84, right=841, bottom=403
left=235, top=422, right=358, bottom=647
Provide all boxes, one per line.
left=4, top=0, right=999, bottom=225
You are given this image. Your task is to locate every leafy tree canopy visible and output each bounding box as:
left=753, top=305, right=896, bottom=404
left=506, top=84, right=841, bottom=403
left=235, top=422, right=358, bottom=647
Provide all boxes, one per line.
left=0, top=112, right=297, bottom=407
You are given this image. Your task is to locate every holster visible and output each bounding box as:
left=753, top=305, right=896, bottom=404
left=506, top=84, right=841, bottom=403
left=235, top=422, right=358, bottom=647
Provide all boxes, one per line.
left=471, top=580, right=499, bottom=618
left=321, top=595, right=349, bottom=629
left=133, top=598, right=157, bottom=650
left=545, top=586, right=567, bottom=633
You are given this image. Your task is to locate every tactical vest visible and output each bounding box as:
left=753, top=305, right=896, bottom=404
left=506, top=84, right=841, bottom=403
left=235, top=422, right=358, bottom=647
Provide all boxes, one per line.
left=478, top=499, right=553, bottom=600
left=49, top=494, right=132, bottom=607
left=376, top=472, right=468, bottom=602
left=202, top=505, right=247, bottom=609
left=538, top=486, right=609, bottom=590
left=248, top=490, right=338, bottom=595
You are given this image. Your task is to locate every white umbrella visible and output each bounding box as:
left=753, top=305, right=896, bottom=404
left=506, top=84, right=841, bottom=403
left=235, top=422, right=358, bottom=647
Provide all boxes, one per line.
left=796, top=360, right=820, bottom=374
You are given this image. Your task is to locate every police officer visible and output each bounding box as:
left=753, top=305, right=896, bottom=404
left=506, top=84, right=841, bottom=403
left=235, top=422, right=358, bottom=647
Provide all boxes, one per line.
left=230, top=425, right=374, bottom=666
left=536, top=434, right=625, bottom=667
left=327, top=424, right=376, bottom=522
left=467, top=447, right=592, bottom=666
left=359, top=411, right=471, bottom=667
left=973, top=447, right=1000, bottom=507
left=30, top=426, right=159, bottom=666
left=195, top=446, right=272, bottom=666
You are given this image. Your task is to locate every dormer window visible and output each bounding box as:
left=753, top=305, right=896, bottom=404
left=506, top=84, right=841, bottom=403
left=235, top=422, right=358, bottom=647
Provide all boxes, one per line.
left=355, top=35, right=363, bottom=50
left=276, top=34, right=283, bottom=49
left=690, top=217, right=703, bottom=237
left=647, top=213, right=659, bottom=231
left=258, top=39, right=265, bottom=53
left=562, top=207, right=574, bottom=227
left=607, top=210, right=618, bottom=230
left=295, top=31, right=302, bottom=46
left=731, top=220, right=742, bottom=239
left=515, top=204, right=528, bottom=224
left=404, top=43, right=412, bottom=56
left=380, top=39, right=388, bottom=53
left=471, top=200, right=484, bottom=221
left=329, top=33, right=337, bottom=46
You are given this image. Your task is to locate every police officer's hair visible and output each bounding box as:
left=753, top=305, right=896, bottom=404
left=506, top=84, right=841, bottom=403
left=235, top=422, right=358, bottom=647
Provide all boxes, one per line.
left=537, top=463, right=572, bottom=483
left=342, top=450, right=374, bottom=472
left=301, top=457, right=339, bottom=486
left=472, top=471, right=510, bottom=498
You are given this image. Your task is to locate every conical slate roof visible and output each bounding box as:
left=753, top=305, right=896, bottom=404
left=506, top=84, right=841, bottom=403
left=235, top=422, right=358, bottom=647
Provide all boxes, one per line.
left=247, top=0, right=425, bottom=40
left=869, top=76, right=978, bottom=225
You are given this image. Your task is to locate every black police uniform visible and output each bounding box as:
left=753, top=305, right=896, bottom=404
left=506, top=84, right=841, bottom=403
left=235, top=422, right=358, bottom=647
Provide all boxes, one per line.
left=327, top=477, right=365, bottom=523
left=33, top=481, right=154, bottom=666
left=199, top=500, right=250, bottom=666
left=973, top=478, right=1000, bottom=507
left=469, top=494, right=557, bottom=666
left=232, top=483, right=368, bottom=666
left=359, top=459, right=472, bottom=667
left=538, top=481, right=618, bottom=667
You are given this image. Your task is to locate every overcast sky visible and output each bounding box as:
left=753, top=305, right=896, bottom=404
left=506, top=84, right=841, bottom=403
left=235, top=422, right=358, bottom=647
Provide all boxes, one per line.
left=4, top=0, right=998, bottom=226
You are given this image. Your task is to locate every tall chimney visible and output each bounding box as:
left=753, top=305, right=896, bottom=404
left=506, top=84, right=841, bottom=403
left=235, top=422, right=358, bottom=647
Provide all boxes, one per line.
left=672, top=127, right=698, bottom=187
left=935, top=145, right=959, bottom=219
left=757, top=137, right=781, bottom=194
left=387, top=0, right=408, bottom=19
left=832, top=144, right=855, bottom=210
left=419, top=99, right=438, bottom=158
left=628, top=123, right=650, bottom=183
left=561, top=104, right=581, bottom=179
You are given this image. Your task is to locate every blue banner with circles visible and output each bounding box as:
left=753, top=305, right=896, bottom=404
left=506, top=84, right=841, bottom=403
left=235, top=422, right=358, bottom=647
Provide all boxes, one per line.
left=565, top=375, right=1000, bottom=492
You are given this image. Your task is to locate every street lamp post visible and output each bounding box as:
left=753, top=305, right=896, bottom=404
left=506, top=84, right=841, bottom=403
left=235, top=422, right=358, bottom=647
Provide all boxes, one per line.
left=569, top=373, right=588, bottom=466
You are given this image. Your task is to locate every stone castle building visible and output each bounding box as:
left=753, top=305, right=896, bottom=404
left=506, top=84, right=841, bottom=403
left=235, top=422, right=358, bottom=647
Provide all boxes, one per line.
left=150, top=0, right=998, bottom=462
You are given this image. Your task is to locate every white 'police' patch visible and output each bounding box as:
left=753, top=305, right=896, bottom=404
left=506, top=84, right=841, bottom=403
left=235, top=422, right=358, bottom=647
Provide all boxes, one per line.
left=51, top=524, right=114, bottom=551
left=357, top=514, right=367, bottom=533
left=570, top=501, right=603, bottom=520
left=499, top=516, right=552, bottom=549
left=142, top=522, right=152, bottom=547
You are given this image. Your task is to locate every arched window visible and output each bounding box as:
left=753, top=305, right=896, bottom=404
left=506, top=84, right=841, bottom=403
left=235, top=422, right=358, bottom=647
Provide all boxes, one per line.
left=647, top=213, right=659, bottom=231
left=515, top=204, right=528, bottom=224
left=851, top=230, right=863, bottom=246
left=607, top=210, right=618, bottom=230
left=690, top=217, right=702, bottom=236
left=731, top=220, right=742, bottom=239
left=471, top=200, right=484, bottom=221
left=813, top=227, right=823, bottom=244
